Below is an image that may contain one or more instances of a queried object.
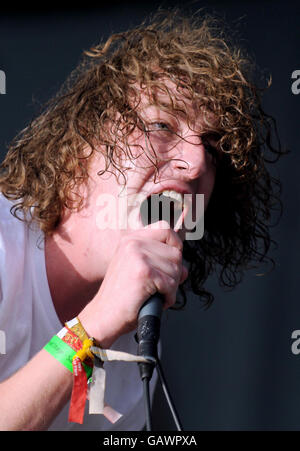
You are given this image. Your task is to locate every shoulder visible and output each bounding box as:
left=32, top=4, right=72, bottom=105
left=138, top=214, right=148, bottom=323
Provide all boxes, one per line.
left=0, top=193, right=28, bottom=248
left=0, top=194, right=31, bottom=298
left=0, top=193, right=16, bottom=220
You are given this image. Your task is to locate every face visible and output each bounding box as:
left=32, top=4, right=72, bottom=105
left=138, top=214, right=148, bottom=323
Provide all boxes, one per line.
left=124, top=85, right=218, bottom=236
left=65, top=82, right=218, bottom=276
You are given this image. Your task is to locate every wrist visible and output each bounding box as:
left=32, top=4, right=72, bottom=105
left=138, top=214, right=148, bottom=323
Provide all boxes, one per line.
left=78, top=305, right=117, bottom=349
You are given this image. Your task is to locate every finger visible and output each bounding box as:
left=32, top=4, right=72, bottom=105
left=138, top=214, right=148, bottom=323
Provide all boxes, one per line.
left=143, top=220, right=183, bottom=251
left=179, top=264, right=189, bottom=284
left=138, top=239, right=183, bottom=263
left=163, top=292, right=177, bottom=310
left=150, top=270, right=178, bottom=309
left=143, top=250, right=181, bottom=281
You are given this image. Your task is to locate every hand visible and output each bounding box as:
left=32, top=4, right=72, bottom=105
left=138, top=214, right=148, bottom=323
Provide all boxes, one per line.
left=78, top=220, right=188, bottom=348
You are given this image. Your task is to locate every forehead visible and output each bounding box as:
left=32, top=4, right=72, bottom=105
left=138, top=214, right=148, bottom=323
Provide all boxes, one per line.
left=137, top=78, right=218, bottom=132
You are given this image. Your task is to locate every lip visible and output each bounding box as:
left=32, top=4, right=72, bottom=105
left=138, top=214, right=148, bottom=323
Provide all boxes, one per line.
left=146, top=181, right=194, bottom=199
left=137, top=181, right=195, bottom=230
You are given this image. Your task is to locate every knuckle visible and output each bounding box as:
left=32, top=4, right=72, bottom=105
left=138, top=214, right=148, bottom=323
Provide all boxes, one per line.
left=175, top=238, right=183, bottom=252
left=160, top=220, right=171, bottom=229
left=169, top=230, right=183, bottom=251
left=121, top=236, right=138, bottom=253
left=172, top=246, right=182, bottom=263
left=167, top=276, right=177, bottom=289
left=135, top=258, right=152, bottom=279
left=171, top=262, right=180, bottom=277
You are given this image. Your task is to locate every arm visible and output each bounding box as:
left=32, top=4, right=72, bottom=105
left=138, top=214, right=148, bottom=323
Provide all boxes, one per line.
left=0, top=348, right=73, bottom=431
left=0, top=222, right=187, bottom=431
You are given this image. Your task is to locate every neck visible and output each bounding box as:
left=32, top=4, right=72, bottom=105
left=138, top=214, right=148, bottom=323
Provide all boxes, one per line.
left=44, top=230, right=103, bottom=325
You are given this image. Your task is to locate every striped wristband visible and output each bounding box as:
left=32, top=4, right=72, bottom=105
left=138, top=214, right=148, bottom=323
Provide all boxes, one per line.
left=44, top=318, right=93, bottom=378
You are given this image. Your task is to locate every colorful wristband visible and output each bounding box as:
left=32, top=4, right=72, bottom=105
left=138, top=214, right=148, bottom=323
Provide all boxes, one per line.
left=44, top=334, right=76, bottom=373
left=44, top=324, right=93, bottom=379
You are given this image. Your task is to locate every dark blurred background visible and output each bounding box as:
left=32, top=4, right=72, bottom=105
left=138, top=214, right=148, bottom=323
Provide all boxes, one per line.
left=0, top=0, right=299, bottom=431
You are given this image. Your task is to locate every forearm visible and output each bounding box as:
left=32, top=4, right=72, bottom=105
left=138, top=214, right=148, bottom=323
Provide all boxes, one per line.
left=0, top=348, right=73, bottom=431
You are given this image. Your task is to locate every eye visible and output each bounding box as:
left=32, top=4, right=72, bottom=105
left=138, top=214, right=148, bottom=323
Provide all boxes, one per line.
left=148, top=122, right=172, bottom=132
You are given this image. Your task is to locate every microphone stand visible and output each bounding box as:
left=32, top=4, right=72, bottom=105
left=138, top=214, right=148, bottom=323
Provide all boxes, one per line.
left=136, top=294, right=183, bottom=431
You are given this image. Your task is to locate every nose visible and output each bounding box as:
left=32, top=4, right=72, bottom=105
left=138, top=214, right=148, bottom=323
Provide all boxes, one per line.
left=169, top=134, right=209, bottom=180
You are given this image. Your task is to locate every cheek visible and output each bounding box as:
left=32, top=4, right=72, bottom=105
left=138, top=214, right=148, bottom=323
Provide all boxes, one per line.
left=198, top=164, right=216, bottom=210
left=120, top=136, right=159, bottom=185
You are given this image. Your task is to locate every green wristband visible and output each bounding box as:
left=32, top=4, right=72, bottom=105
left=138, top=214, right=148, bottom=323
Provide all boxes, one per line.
left=44, top=335, right=93, bottom=378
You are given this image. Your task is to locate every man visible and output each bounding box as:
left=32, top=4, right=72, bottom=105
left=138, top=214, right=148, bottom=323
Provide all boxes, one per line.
left=0, top=10, right=282, bottom=430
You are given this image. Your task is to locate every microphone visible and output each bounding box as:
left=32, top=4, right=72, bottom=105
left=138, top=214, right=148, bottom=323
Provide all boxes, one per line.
left=137, top=293, right=163, bottom=381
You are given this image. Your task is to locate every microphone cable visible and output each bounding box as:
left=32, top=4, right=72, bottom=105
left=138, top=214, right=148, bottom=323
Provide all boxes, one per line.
left=142, top=376, right=153, bottom=431
left=141, top=357, right=183, bottom=431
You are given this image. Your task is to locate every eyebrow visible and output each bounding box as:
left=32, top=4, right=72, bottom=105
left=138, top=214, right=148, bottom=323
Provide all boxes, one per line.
left=141, top=102, right=205, bottom=136
left=142, top=101, right=190, bottom=118
left=141, top=103, right=222, bottom=140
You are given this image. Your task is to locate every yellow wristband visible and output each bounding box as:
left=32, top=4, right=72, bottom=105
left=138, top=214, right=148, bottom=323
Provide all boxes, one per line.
left=65, top=317, right=89, bottom=343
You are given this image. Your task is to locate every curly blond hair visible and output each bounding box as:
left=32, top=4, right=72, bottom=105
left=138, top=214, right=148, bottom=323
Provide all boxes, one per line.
left=0, top=9, right=285, bottom=305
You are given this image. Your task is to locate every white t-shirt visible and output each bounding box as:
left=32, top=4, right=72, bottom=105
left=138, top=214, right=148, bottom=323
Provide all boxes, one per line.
left=0, top=194, right=157, bottom=430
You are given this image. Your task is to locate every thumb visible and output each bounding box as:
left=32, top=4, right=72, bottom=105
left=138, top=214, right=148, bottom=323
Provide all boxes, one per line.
left=145, top=220, right=170, bottom=230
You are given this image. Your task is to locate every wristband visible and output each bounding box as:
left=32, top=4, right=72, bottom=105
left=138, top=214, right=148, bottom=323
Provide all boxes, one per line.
left=44, top=334, right=75, bottom=373
left=44, top=317, right=93, bottom=377
left=44, top=316, right=147, bottom=425
left=44, top=333, right=93, bottom=378
left=44, top=317, right=94, bottom=424
left=65, top=317, right=90, bottom=343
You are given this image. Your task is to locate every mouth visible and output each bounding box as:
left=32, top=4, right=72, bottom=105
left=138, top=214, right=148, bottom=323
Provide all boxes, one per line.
left=139, top=190, right=186, bottom=229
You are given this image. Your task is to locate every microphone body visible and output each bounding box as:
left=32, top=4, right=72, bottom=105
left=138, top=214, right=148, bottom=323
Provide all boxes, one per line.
left=137, top=293, right=163, bottom=380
